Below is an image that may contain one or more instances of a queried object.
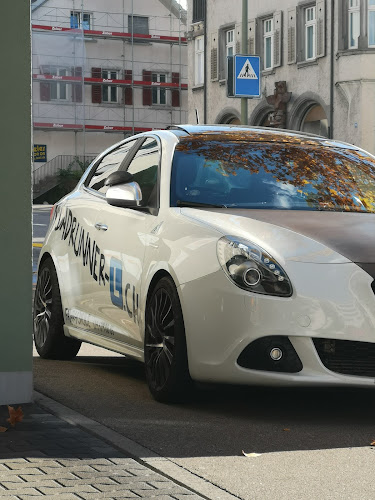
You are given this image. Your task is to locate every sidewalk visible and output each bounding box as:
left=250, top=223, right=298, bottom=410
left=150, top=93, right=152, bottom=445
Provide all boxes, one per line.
left=0, top=397, right=205, bottom=500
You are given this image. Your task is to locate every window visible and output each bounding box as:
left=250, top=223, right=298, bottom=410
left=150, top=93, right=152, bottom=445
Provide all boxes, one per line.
left=195, top=36, right=204, bottom=85
left=102, top=70, right=118, bottom=103
left=369, top=0, right=375, bottom=47
left=193, top=0, right=205, bottom=23
left=50, top=67, right=68, bottom=100
left=305, top=6, right=316, bottom=60
left=349, top=0, right=360, bottom=48
left=70, top=11, right=91, bottom=30
left=87, top=140, right=138, bottom=194
left=127, top=138, right=160, bottom=208
left=128, top=15, right=149, bottom=35
left=152, top=73, right=167, bottom=105
left=264, top=19, right=274, bottom=70
left=225, top=29, right=235, bottom=77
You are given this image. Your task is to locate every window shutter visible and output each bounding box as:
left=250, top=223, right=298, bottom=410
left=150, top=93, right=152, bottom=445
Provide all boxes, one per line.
left=210, top=32, right=218, bottom=81
left=273, top=11, right=282, bottom=67
left=316, top=0, right=326, bottom=58
left=248, top=19, right=256, bottom=54
left=235, top=22, right=242, bottom=53
left=172, top=72, right=180, bottom=107
left=72, top=66, right=82, bottom=102
left=40, top=66, right=51, bottom=101
left=124, top=69, right=133, bottom=105
left=287, top=7, right=297, bottom=64
left=91, top=67, right=102, bottom=103
left=142, top=70, right=152, bottom=106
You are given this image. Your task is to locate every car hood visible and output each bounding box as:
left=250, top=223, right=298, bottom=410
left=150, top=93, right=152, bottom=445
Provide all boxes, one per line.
left=180, top=208, right=375, bottom=270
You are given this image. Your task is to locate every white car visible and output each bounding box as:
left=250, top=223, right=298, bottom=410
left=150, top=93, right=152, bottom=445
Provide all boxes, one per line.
left=34, top=125, right=375, bottom=402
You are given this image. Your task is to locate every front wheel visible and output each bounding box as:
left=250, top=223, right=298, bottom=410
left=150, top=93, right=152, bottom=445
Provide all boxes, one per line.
left=33, top=258, right=81, bottom=359
left=144, top=277, right=192, bottom=403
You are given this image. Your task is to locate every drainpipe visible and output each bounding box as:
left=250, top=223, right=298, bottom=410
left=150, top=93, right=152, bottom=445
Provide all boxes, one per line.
left=329, top=0, right=334, bottom=139
left=204, top=0, right=207, bottom=123
left=241, top=0, right=248, bottom=125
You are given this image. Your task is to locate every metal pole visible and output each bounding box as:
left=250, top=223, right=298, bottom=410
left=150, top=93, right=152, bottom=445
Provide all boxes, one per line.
left=241, top=0, right=248, bottom=125
left=329, top=0, right=334, bottom=139
left=203, top=0, right=207, bottom=124
left=81, top=0, right=86, bottom=159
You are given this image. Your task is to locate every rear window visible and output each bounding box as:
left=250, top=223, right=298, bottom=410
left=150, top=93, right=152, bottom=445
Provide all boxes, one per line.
left=170, top=139, right=375, bottom=213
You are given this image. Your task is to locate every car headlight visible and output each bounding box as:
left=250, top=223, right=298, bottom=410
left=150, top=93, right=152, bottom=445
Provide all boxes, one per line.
left=217, top=236, right=292, bottom=297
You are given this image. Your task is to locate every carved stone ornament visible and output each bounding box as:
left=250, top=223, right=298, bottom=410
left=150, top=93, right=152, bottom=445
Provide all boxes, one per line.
left=265, top=81, right=292, bottom=129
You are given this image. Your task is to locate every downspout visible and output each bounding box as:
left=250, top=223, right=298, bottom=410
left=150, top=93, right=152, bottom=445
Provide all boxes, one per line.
left=329, top=0, right=334, bottom=139
left=203, top=0, right=207, bottom=123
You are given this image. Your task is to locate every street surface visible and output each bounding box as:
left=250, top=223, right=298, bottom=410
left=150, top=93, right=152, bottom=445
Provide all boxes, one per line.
left=32, top=206, right=375, bottom=500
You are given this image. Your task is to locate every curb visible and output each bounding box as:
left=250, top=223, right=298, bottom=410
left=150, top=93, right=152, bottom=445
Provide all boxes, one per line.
left=34, top=391, right=242, bottom=500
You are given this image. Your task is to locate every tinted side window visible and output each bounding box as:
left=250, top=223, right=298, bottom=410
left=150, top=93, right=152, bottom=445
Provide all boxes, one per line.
left=127, top=137, right=160, bottom=207
left=87, top=140, right=137, bottom=194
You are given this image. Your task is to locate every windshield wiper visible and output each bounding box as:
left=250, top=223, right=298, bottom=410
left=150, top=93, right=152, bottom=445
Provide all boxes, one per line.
left=177, top=200, right=227, bottom=208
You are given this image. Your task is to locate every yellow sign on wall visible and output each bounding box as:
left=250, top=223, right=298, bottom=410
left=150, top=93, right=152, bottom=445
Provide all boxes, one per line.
left=34, top=144, right=47, bottom=162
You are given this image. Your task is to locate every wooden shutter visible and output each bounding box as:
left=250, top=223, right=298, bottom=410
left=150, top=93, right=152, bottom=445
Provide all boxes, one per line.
left=248, top=19, right=256, bottom=55
left=273, top=11, right=282, bottom=67
left=210, top=32, right=218, bottom=81
left=235, top=22, right=242, bottom=53
left=142, top=70, right=152, bottom=106
left=72, top=66, right=82, bottom=102
left=40, top=66, right=51, bottom=101
left=91, top=67, right=102, bottom=103
left=171, top=72, right=180, bottom=107
left=124, top=69, right=133, bottom=105
left=316, top=0, right=326, bottom=58
left=287, top=7, right=297, bottom=64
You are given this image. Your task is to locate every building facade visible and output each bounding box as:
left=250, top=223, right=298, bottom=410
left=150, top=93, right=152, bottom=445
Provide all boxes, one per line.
left=187, top=0, right=375, bottom=154
left=32, top=0, right=187, bottom=194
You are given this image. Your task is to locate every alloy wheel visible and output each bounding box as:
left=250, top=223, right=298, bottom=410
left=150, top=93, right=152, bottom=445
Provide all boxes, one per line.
left=34, top=267, right=53, bottom=348
left=145, top=288, right=176, bottom=390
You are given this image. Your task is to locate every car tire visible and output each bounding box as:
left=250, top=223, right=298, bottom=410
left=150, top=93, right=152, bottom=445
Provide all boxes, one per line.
left=33, top=258, right=81, bottom=359
left=144, top=276, right=193, bottom=403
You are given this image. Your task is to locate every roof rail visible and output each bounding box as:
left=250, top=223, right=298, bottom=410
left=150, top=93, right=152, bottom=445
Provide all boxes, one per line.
left=166, top=125, right=191, bottom=135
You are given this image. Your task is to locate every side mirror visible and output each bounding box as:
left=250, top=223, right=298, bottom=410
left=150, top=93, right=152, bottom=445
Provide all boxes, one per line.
left=105, top=171, right=133, bottom=187
left=106, top=181, right=142, bottom=208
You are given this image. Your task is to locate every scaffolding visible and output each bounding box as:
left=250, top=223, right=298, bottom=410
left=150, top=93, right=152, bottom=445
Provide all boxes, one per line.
left=31, top=0, right=188, bottom=168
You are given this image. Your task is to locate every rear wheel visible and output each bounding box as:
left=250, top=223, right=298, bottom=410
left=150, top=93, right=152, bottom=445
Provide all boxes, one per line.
left=144, top=277, right=192, bottom=403
left=33, top=258, right=81, bottom=359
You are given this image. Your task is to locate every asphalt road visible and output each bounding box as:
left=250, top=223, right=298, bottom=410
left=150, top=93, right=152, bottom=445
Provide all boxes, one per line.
left=32, top=206, right=375, bottom=500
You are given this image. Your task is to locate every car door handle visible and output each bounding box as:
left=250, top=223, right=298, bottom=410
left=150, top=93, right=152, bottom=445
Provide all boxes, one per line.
left=94, top=223, right=108, bottom=231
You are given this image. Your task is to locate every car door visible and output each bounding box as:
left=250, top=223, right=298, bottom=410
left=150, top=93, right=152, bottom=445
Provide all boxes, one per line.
left=60, top=138, right=141, bottom=345
left=88, top=136, right=162, bottom=351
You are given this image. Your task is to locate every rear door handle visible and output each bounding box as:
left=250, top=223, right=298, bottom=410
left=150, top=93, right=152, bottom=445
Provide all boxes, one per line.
left=94, top=223, right=108, bottom=231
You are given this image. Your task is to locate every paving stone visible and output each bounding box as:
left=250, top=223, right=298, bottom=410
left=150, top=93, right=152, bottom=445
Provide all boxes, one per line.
left=19, top=495, right=81, bottom=500
left=130, top=487, right=191, bottom=497
left=57, top=477, right=119, bottom=487
left=2, top=479, right=62, bottom=489
left=0, top=487, right=43, bottom=496
left=74, top=470, right=133, bottom=480
left=78, top=492, right=139, bottom=499
left=38, top=485, right=99, bottom=494
left=57, top=458, right=114, bottom=467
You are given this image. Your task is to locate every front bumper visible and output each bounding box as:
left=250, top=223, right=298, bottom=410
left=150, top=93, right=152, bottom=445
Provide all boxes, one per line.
left=178, top=261, right=375, bottom=387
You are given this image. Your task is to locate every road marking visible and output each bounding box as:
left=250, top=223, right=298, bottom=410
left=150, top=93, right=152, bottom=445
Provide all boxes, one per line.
left=34, top=223, right=48, bottom=226
left=33, top=243, right=43, bottom=248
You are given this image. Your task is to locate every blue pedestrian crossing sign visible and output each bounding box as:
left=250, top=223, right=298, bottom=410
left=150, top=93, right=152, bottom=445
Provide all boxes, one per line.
left=228, top=55, right=261, bottom=98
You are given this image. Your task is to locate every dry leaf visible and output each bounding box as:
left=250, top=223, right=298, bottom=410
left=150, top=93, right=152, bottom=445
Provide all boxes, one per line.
left=283, top=428, right=291, bottom=431
left=370, top=440, right=375, bottom=446
left=242, top=450, right=262, bottom=457
left=0, top=426, right=8, bottom=433
left=7, top=406, right=24, bottom=427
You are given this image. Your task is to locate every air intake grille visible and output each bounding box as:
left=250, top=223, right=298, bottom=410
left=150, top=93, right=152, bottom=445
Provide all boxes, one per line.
left=313, top=338, right=375, bottom=377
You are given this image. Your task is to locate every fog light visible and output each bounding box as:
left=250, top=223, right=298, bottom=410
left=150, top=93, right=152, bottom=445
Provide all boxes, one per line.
left=270, top=347, right=283, bottom=361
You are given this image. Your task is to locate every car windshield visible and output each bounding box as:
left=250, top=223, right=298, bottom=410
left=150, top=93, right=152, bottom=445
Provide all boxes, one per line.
left=170, top=138, right=375, bottom=213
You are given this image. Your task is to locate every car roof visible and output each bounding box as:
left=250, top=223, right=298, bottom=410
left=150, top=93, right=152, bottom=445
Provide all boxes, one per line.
left=166, top=124, right=360, bottom=150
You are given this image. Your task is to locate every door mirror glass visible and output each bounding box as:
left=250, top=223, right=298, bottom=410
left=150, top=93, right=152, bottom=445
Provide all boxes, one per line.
left=105, top=181, right=142, bottom=207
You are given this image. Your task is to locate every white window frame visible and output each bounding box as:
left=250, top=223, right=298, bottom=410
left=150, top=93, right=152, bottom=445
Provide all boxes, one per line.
left=102, top=70, right=118, bottom=103
left=152, top=73, right=167, bottom=105
left=50, top=67, right=68, bottom=101
left=349, top=0, right=360, bottom=48
left=369, top=0, right=375, bottom=47
left=195, top=36, right=204, bottom=86
left=305, top=6, right=316, bottom=60
left=70, top=11, right=91, bottom=30
left=263, top=18, right=274, bottom=70
left=226, top=29, right=235, bottom=58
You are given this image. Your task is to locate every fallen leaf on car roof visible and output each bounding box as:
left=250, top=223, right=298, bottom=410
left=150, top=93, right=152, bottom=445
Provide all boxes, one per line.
left=0, top=426, right=7, bottom=433
left=370, top=440, right=375, bottom=446
left=7, top=406, right=24, bottom=427
left=242, top=451, right=262, bottom=457
left=283, top=428, right=291, bottom=431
